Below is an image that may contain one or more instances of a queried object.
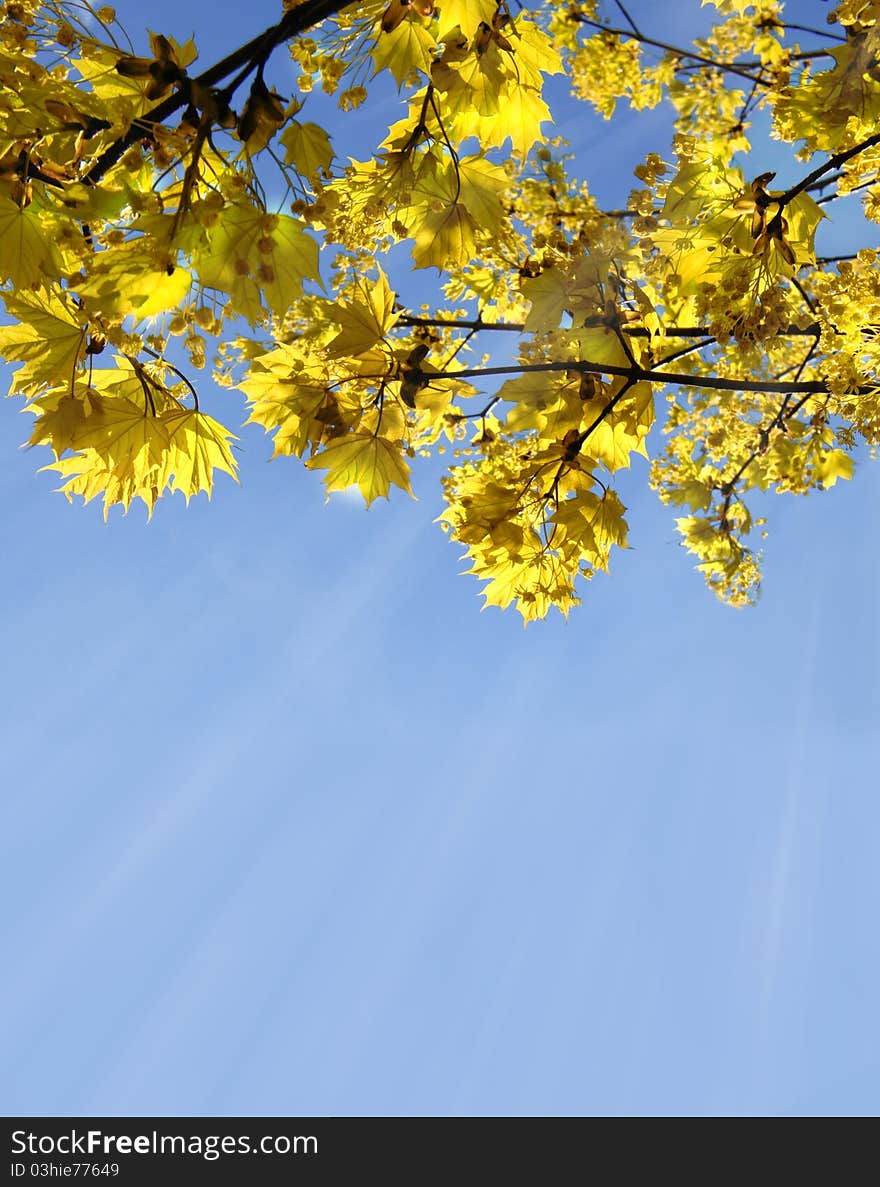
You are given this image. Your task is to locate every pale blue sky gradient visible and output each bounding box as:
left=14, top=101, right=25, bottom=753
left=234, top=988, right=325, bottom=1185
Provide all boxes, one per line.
left=1, top=0, right=878, bottom=1116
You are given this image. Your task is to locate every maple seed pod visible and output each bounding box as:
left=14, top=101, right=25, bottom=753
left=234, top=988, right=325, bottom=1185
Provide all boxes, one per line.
left=150, top=33, right=175, bottom=61
left=115, top=56, right=153, bottom=78
left=381, top=0, right=410, bottom=34
left=492, top=12, right=514, bottom=53
left=578, top=372, right=600, bottom=400
left=474, top=22, right=493, bottom=55
left=399, top=369, right=424, bottom=408
left=778, top=239, right=796, bottom=266
left=215, top=98, right=237, bottom=130
left=237, top=99, right=259, bottom=143
left=400, top=345, right=431, bottom=408
left=179, top=103, right=200, bottom=133
left=237, top=76, right=286, bottom=141
left=562, top=428, right=582, bottom=462
left=44, top=99, right=109, bottom=136
left=145, top=60, right=184, bottom=100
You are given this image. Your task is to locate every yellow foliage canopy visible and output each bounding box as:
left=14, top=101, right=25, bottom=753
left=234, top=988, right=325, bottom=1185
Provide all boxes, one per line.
left=0, top=0, right=876, bottom=620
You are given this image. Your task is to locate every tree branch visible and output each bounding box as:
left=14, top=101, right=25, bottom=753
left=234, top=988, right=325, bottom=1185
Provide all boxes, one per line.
left=397, top=314, right=822, bottom=339
left=568, top=15, right=834, bottom=82
left=779, top=131, right=880, bottom=208
left=83, top=0, right=353, bottom=186
left=427, top=358, right=833, bottom=396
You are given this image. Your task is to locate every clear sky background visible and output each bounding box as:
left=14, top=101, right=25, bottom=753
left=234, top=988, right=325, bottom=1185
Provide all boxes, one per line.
left=2, top=0, right=878, bottom=1116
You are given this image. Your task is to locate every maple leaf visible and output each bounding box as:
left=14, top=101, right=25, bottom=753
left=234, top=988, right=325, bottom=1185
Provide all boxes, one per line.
left=372, top=15, right=437, bottom=86
left=491, top=82, right=553, bottom=159
left=0, top=197, right=57, bottom=288
left=0, top=291, right=85, bottom=397
left=522, top=269, right=570, bottom=333
left=435, top=0, right=497, bottom=37
left=194, top=205, right=319, bottom=321
left=816, top=448, right=854, bottom=489
left=77, top=245, right=193, bottom=320
left=326, top=269, right=398, bottom=356
left=27, top=388, right=107, bottom=457
left=455, top=156, right=508, bottom=234
left=412, top=202, right=476, bottom=270
left=244, top=378, right=329, bottom=458
left=163, top=409, right=239, bottom=500
left=280, top=120, right=334, bottom=178
left=307, top=433, right=413, bottom=505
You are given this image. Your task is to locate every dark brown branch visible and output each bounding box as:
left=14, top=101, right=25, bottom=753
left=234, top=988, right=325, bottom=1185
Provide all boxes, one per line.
left=397, top=314, right=822, bottom=339
left=719, top=388, right=815, bottom=513
left=569, top=15, right=833, bottom=81
left=428, top=359, right=833, bottom=396
left=575, top=377, right=637, bottom=451
left=775, top=21, right=845, bottom=43
left=816, top=175, right=878, bottom=205
left=779, top=131, right=880, bottom=207
left=655, top=337, right=716, bottom=367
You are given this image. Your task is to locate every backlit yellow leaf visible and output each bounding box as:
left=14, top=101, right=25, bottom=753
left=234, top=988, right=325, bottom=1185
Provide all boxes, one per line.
left=280, top=120, right=334, bottom=177
left=0, top=198, right=55, bottom=288
left=307, top=433, right=413, bottom=505
left=372, top=17, right=437, bottom=86
left=0, top=290, right=85, bottom=397
left=326, top=268, right=398, bottom=356
left=412, top=202, right=476, bottom=270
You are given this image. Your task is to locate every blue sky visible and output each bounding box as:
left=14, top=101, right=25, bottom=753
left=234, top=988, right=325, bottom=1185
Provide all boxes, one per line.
left=1, top=0, right=878, bottom=1116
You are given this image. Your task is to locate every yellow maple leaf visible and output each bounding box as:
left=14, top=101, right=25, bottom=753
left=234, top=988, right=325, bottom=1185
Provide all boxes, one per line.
left=0, top=290, right=85, bottom=397
left=372, top=15, right=437, bottom=86
left=0, top=197, right=56, bottom=289
left=816, top=448, right=854, bottom=488
left=585, top=490, right=629, bottom=550
left=28, top=389, right=102, bottom=456
left=195, top=205, right=320, bottom=321
left=244, top=379, right=328, bottom=458
left=456, top=156, right=507, bottom=234
left=280, top=120, right=334, bottom=177
left=490, top=81, right=552, bottom=158
left=42, top=400, right=171, bottom=518
left=469, top=543, right=579, bottom=623
left=163, top=409, right=239, bottom=500
left=435, top=0, right=497, bottom=38
left=326, top=269, right=398, bottom=356
left=73, top=397, right=170, bottom=469
left=507, top=18, right=564, bottom=88
left=78, top=245, right=192, bottom=320
left=412, top=202, right=476, bottom=269
left=306, top=433, right=413, bottom=505
left=522, top=268, right=569, bottom=333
